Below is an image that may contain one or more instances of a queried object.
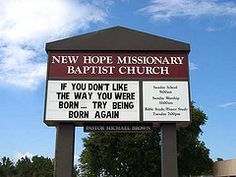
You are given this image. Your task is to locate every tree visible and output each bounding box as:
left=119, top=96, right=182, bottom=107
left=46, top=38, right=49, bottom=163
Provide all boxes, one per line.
left=0, top=155, right=80, bottom=177
left=80, top=103, right=213, bottom=177
left=0, top=157, right=16, bottom=177
left=15, top=156, right=32, bottom=177
left=15, top=156, right=54, bottom=177
left=80, top=131, right=161, bottom=177
left=32, top=156, right=54, bottom=177
left=177, top=104, right=213, bottom=176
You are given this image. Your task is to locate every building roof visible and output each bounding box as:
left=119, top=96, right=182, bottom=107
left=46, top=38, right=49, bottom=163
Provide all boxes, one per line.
left=214, top=159, right=236, bottom=176
left=46, top=26, right=190, bottom=52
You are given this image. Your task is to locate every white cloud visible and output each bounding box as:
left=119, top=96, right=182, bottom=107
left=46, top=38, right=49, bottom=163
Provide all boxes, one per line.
left=0, top=0, right=107, bottom=89
left=74, top=154, right=80, bottom=165
left=140, top=0, right=236, bottom=21
left=189, top=62, right=198, bottom=70
left=218, top=102, right=236, bottom=108
left=15, top=152, right=33, bottom=161
left=206, top=27, right=221, bottom=32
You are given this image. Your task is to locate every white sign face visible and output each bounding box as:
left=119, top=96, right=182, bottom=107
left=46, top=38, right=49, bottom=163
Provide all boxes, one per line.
left=45, top=80, right=139, bottom=121
left=143, top=81, right=190, bottom=122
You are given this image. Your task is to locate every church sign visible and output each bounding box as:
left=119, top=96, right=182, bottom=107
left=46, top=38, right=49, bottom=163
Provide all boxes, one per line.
left=45, top=53, right=190, bottom=125
left=44, top=27, right=191, bottom=126
left=44, top=27, right=190, bottom=177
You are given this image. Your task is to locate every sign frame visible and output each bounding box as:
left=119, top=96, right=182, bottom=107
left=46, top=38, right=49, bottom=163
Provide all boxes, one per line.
left=44, top=50, right=191, bottom=127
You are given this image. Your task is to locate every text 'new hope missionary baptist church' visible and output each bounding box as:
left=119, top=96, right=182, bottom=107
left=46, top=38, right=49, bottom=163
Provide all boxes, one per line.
left=51, top=54, right=185, bottom=75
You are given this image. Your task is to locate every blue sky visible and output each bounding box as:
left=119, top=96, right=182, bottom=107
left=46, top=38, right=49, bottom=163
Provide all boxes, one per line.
left=0, top=0, right=236, bottom=163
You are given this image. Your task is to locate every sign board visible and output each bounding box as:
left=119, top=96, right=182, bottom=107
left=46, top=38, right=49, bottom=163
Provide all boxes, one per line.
left=44, top=52, right=190, bottom=126
left=143, top=81, right=190, bottom=122
left=46, top=80, right=139, bottom=122
left=48, top=52, right=188, bottom=79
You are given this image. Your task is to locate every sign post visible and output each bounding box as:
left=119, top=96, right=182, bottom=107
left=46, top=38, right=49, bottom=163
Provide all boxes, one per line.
left=44, top=26, right=191, bottom=177
left=161, top=124, right=178, bottom=177
left=54, top=124, right=75, bottom=177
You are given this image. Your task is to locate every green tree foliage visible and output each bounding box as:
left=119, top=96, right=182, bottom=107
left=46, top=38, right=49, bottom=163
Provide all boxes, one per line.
left=14, top=156, right=54, bottom=177
left=217, top=158, right=223, bottom=161
left=15, top=156, right=32, bottom=177
left=0, top=157, right=16, bottom=177
left=177, top=104, right=213, bottom=176
left=80, top=131, right=161, bottom=177
left=0, top=155, right=79, bottom=177
left=31, top=156, right=54, bottom=177
left=0, top=156, right=54, bottom=177
left=80, top=103, right=213, bottom=177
